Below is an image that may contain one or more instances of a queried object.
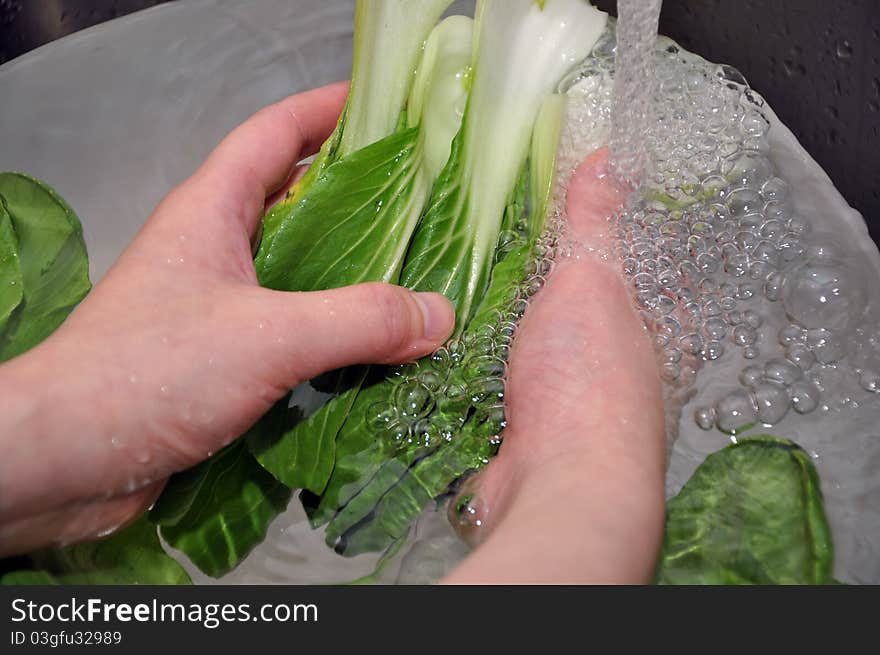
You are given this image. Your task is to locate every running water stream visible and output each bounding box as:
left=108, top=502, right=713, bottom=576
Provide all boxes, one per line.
left=609, top=0, right=663, bottom=187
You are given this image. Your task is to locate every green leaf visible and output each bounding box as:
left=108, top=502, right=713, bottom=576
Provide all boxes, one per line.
left=155, top=442, right=291, bottom=578
left=248, top=368, right=368, bottom=495
left=0, top=198, right=24, bottom=332
left=656, top=437, right=834, bottom=585
left=335, top=420, right=496, bottom=557
left=399, top=126, right=479, bottom=331
left=256, top=127, right=429, bottom=293
left=302, top=368, right=402, bottom=528
left=1, top=517, right=191, bottom=585
left=0, top=172, right=91, bottom=362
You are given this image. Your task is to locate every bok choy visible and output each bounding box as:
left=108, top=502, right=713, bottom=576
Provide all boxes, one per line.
left=158, top=0, right=608, bottom=570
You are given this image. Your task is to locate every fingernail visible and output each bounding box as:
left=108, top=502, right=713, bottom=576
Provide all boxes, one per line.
left=413, top=292, right=455, bottom=342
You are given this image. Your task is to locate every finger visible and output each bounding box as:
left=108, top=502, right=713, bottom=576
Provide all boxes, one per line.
left=445, top=149, right=666, bottom=581
left=162, top=81, right=349, bottom=237
left=243, top=283, right=455, bottom=385
left=445, top=271, right=665, bottom=584
left=564, top=146, right=629, bottom=245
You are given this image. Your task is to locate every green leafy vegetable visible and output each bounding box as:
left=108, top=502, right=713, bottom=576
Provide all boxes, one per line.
left=0, top=172, right=91, bottom=361
left=400, top=0, right=606, bottom=332
left=656, top=437, right=835, bottom=585
left=0, top=200, right=24, bottom=333
left=151, top=441, right=291, bottom=578
left=248, top=368, right=367, bottom=494
left=310, top=95, right=566, bottom=554
left=236, top=3, right=472, bottom=519
left=1, top=517, right=191, bottom=585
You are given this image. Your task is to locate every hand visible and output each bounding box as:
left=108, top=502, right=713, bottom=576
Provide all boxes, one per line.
left=443, top=149, right=667, bottom=584
left=0, top=83, right=455, bottom=556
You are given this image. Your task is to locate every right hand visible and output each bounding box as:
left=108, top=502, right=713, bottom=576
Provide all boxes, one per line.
left=444, top=148, right=667, bottom=584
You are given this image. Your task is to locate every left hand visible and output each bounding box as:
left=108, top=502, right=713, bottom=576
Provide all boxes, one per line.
left=0, top=82, right=455, bottom=555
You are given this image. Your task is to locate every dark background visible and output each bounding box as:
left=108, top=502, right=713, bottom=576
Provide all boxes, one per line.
left=1, top=0, right=878, bottom=243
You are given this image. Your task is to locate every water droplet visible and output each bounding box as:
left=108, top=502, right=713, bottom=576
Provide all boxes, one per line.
left=860, top=370, right=880, bottom=394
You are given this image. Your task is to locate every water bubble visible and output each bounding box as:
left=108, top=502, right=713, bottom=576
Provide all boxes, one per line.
left=754, top=381, right=791, bottom=424
left=789, top=381, right=821, bottom=414
left=733, top=324, right=758, bottom=346
left=764, top=271, right=785, bottom=301
left=437, top=383, right=470, bottom=415
left=860, top=370, right=880, bottom=393
left=779, top=324, right=805, bottom=346
left=661, top=362, right=682, bottom=382
left=468, top=378, right=505, bottom=405
left=462, top=355, right=505, bottom=382
left=695, top=406, right=716, bottom=430
left=431, top=348, right=452, bottom=371
left=703, top=317, right=728, bottom=341
left=721, top=150, right=772, bottom=186
left=715, top=389, right=758, bottom=434
left=737, top=284, right=756, bottom=300
left=418, top=370, right=444, bottom=391
left=703, top=340, right=725, bottom=361
left=764, top=358, right=803, bottom=385
left=761, top=177, right=790, bottom=202
left=742, top=309, right=763, bottom=328
left=784, top=344, right=816, bottom=371
left=782, top=258, right=865, bottom=331
left=806, top=328, right=846, bottom=364
left=679, top=333, right=703, bottom=356
left=739, top=365, right=764, bottom=388
left=368, top=403, right=398, bottom=431
left=726, top=187, right=763, bottom=219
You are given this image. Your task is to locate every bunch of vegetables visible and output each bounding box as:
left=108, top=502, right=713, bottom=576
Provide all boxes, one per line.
left=0, top=0, right=836, bottom=585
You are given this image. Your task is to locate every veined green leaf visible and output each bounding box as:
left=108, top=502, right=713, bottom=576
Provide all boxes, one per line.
left=656, top=437, right=834, bottom=585
left=156, top=442, right=291, bottom=578
left=334, top=420, right=497, bottom=557
left=248, top=368, right=367, bottom=494
left=1, top=517, right=191, bottom=585
left=256, top=105, right=348, bottom=261
left=302, top=367, right=402, bottom=528
left=0, top=198, right=24, bottom=333
left=256, top=127, right=428, bottom=292
left=0, top=172, right=91, bottom=362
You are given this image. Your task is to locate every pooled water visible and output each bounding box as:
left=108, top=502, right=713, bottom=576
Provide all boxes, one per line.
left=556, top=20, right=880, bottom=583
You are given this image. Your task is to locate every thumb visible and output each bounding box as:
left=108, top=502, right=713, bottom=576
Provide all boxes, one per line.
left=250, top=282, right=455, bottom=383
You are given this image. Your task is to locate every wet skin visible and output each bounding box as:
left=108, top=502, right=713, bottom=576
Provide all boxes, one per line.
left=0, top=83, right=455, bottom=554
left=443, top=150, right=666, bottom=584
left=0, top=87, right=666, bottom=584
